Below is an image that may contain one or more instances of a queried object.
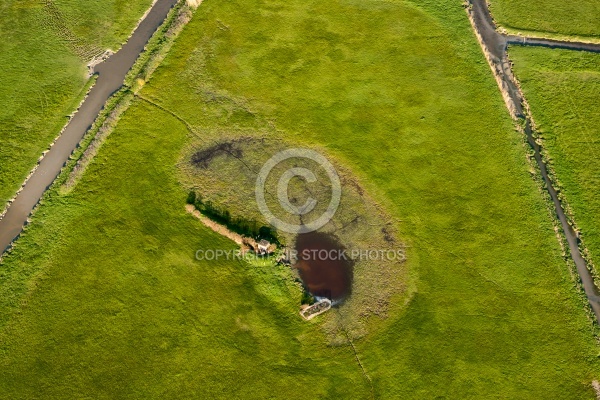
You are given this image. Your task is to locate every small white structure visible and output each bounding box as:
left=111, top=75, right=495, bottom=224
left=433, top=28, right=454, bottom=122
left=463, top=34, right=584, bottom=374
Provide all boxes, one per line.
left=300, top=299, right=332, bottom=320
left=257, top=239, right=270, bottom=255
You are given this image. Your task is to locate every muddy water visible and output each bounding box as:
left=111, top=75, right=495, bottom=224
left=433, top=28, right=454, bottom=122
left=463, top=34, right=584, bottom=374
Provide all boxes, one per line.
left=295, top=232, right=353, bottom=303
left=0, top=0, right=179, bottom=255
left=469, top=0, right=600, bottom=319
left=506, top=36, right=600, bottom=53
left=506, top=36, right=600, bottom=54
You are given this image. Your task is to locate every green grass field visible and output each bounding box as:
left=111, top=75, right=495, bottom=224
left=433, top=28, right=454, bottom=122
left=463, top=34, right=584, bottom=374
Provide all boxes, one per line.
left=489, top=0, right=600, bottom=39
left=510, top=46, right=600, bottom=282
left=0, top=0, right=151, bottom=207
left=1, top=0, right=599, bottom=398
left=52, top=0, right=153, bottom=50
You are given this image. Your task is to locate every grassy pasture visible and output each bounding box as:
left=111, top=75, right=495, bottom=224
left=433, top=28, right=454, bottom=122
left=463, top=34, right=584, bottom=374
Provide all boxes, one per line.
left=489, top=0, right=600, bottom=40
left=0, top=0, right=151, bottom=207
left=52, top=0, right=153, bottom=51
left=0, top=0, right=599, bottom=398
left=510, top=46, right=600, bottom=282
left=0, top=100, right=372, bottom=399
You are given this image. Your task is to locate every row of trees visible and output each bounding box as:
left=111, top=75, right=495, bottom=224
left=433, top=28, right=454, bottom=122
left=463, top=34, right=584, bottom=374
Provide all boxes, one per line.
left=187, top=191, right=279, bottom=244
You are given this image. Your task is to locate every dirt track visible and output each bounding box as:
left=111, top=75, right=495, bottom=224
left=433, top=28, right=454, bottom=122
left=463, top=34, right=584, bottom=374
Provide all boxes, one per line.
left=470, top=0, right=600, bottom=55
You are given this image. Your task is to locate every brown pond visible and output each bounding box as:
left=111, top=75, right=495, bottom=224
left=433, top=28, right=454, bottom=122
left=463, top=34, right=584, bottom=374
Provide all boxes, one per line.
left=295, top=232, right=353, bottom=303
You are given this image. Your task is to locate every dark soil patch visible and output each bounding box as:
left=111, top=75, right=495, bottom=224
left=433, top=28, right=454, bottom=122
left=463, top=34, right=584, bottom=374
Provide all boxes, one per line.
left=191, top=141, right=243, bottom=168
left=381, top=226, right=394, bottom=243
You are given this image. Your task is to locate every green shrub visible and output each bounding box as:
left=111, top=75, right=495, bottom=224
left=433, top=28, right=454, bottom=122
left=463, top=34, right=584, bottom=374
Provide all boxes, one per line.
left=301, top=290, right=314, bottom=305
left=186, top=191, right=196, bottom=204
left=190, top=196, right=279, bottom=243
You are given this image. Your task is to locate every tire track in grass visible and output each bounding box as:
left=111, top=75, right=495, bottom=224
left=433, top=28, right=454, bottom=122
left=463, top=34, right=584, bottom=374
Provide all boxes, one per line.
left=40, top=0, right=104, bottom=61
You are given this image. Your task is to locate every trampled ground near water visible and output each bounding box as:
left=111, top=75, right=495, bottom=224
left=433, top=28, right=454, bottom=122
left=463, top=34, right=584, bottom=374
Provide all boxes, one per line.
left=0, top=0, right=152, bottom=206
left=510, top=46, right=600, bottom=286
left=1, top=0, right=599, bottom=398
left=489, top=0, right=600, bottom=40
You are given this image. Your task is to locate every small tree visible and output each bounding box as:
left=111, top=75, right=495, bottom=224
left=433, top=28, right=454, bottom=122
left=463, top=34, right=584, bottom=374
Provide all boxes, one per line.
left=186, top=191, right=196, bottom=205
left=222, top=209, right=231, bottom=224
left=194, top=194, right=203, bottom=210
left=301, top=291, right=314, bottom=305
left=258, top=225, right=279, bottom=244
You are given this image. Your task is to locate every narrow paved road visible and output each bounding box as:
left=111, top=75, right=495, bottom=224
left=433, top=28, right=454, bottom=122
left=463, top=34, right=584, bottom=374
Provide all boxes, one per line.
left=0, top=0, right=179, bottom=255
left=469, top=0, right=600, bottom=320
